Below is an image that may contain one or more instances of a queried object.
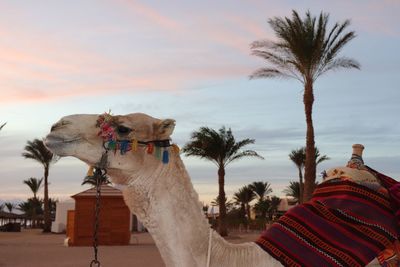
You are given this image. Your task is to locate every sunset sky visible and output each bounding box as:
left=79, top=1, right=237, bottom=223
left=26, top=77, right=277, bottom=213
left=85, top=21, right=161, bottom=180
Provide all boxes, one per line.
left=1, top=0, right=399, bottom=205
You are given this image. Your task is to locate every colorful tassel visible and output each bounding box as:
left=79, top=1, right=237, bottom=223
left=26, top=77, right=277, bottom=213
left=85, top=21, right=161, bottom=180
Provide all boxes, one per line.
left=131, top=139, right=138, bottom=151
left=119, top=140, right=130, bottom=154
left=87, top=166, right=94, bottom=177
left=147, top=143, right=154, bottom=154
left=162, top=149, right=169, bottom=164
left=155, top=146, right=161, bottom=160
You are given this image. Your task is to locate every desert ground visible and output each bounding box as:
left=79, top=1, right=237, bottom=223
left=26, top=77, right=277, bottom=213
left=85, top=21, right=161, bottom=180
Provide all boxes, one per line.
left=0, top=229, right=261, bottom=267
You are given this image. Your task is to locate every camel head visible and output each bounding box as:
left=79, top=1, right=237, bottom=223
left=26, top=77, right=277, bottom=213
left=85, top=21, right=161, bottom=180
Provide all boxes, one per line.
left=44, top=112, right=176, bottom=184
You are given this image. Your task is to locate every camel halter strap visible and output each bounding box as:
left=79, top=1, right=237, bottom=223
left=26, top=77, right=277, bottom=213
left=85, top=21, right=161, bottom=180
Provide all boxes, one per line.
left=90, top=152, right=108, bottom=267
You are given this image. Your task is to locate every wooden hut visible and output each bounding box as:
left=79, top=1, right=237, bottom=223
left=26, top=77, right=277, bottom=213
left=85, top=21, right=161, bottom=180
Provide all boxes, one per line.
left=66, top=185, right=131, bottom=246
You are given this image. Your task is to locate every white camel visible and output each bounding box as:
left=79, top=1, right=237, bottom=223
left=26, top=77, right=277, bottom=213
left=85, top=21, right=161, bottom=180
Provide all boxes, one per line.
left=45, top=113, right=388, bottom=267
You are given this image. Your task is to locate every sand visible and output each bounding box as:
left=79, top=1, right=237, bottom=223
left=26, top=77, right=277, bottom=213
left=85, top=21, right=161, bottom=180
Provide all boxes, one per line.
left=0, top=229, right=261, bottom=267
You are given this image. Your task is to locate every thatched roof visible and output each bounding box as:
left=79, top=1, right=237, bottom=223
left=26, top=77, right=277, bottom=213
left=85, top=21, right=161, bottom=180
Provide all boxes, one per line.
left=0, top=211, right=26, bottom=219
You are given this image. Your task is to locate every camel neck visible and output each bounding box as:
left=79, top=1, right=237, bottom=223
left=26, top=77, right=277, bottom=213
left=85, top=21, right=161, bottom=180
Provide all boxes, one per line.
left=122, top=154, right=212, bottom=267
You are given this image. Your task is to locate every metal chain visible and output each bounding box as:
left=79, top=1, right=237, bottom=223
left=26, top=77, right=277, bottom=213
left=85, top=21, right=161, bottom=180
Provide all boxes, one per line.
left=90, top=151, right=108, bottom=267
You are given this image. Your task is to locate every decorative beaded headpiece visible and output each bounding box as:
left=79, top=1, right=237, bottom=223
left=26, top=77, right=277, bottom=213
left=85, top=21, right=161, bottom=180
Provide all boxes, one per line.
left=95, top=112, right=179, bottom=164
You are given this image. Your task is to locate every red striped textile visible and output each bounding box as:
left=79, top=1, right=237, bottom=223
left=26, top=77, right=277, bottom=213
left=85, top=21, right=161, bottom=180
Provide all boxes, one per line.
left=256, top=180, right=399, bottom=267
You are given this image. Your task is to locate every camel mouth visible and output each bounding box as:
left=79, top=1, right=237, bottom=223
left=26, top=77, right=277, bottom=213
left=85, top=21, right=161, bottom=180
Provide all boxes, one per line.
left=44, top=134, right=82, bottom=155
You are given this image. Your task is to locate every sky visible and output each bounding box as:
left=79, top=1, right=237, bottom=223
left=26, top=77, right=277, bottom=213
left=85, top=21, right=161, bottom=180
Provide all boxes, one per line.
left=1, top=0, right=399, bottom=206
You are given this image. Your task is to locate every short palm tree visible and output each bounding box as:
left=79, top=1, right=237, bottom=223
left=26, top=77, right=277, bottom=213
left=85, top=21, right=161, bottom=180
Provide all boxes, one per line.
left=22, top=139, right=58, bottom=232
left=233, top=185, right=256, bottom=222
left=81, top=174, right=110, bottom=186
left=251, top=10, right=360, bottom=201
left=283, top=181, right=301, bottom=203
left=249, top=181, right=272, bottom=201
left=23, top=177, right=43, bottom=200
left=268, top=196, right=281, bottom=220
left=289, top=146, right=329, bottom=202
left=289, top=148, right=305, bottom=203
left=183, top=126, right=263, bottom=236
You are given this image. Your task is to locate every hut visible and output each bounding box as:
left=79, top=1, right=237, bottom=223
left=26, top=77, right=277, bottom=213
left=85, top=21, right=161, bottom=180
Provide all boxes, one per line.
left=66, top=185, right=131, bottom=246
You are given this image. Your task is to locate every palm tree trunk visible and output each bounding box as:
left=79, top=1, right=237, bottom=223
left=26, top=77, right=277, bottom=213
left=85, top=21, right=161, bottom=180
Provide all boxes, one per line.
left=218, top=166, right=228, bottom=236
left=303, top=80, right=316, bottom=202
left=43, top=166, right=51, bottom=232
left=246, top=203, right=251, bottom=222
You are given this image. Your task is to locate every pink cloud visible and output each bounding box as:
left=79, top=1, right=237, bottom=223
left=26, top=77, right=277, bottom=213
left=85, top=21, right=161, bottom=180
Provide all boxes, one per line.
left=116, top=0, right=182, bottom=32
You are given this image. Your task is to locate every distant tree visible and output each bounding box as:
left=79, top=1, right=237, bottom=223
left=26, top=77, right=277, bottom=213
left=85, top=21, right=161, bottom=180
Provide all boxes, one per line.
left=253, top=199, right=270, bottom=219
left=233, top=185, right=256, bottom=221
left=210, top=196, right=234, bottom=213
left=289, top=147, right=330, bottom=202
left=283, top=181, right=301, bottom=203
left=81, top=174, right=110, bottom=186
left=268, top=196, right=281, bottom=220
left=22, top=139, right=58, bottom=232
left=18, top=198, right=43, bottom=228
left=249, top=181, right=272, bottom=201
left=251, top=10, right=359, bottom=201
left=183, top=126, right=263, bottom=236
left=23, top=177, right=43, bottom=200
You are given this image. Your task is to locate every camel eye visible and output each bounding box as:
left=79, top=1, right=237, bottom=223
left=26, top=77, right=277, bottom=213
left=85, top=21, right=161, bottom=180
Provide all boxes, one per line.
left=117, top=125, right=132, bottom=135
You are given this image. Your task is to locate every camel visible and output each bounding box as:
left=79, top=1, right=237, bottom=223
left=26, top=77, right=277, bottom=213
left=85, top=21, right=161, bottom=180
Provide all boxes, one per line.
left=44, top=113, right=396, bottom=267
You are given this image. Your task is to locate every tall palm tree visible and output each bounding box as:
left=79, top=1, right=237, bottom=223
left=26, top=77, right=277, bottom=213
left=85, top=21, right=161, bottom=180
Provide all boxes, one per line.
left=183, top=126, right=263, bottom=236
left=233, top=185, right=256, bottom=222
left=249, top=181, right=272, bottom=201
left=289, top=146, right=330, bottom=202
left=251, top=10, right=359, bottom=201
left=22, top=139, right=58, bottom=232
left=23, top=177, right=43, bottom=200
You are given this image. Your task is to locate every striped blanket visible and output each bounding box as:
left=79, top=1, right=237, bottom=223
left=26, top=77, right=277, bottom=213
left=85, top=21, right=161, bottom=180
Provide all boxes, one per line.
left=256, top=179, right=400, bottom=267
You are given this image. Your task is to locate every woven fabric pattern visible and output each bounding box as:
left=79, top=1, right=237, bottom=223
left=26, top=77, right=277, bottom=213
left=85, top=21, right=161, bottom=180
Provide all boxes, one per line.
left=256, top=179, right=399, bottom=267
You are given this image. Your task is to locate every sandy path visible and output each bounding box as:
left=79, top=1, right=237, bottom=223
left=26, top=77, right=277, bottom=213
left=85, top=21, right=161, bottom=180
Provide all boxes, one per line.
left=0, top=229, right=260, bottom=267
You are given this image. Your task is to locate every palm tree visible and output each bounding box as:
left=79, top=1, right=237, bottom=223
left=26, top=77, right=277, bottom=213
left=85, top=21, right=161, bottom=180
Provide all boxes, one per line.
left=251, top=10, right=359, bottom=201
left=18, top=198, right=43, bottom=228
left=233, top=185, right=256, bottom=222
left=22, top=139, right=58, bottom=232
left=289, top=146, right=329, bottom=202
left=283, top=181, right=301, bottom=203
left=23, top=177, right=43, bottom=199
left=269, top=196, right=281, bottom=220
left=249, top=181, right=272, bottom=201
left=253, top=199, right=270, bottom=219
left=81, top=174, right=110, bottom=186
left=183, top=126, right=263, bottom=236
left=289, top=148, right=305, bottom=203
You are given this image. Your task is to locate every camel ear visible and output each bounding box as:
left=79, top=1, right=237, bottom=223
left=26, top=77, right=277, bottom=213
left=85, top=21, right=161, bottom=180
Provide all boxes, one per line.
left=156, top=119, right=175, bottom=138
